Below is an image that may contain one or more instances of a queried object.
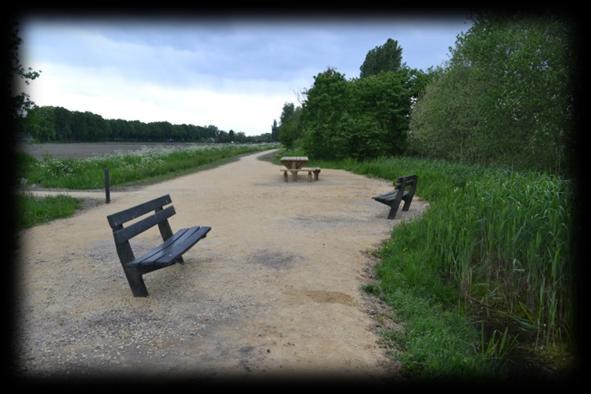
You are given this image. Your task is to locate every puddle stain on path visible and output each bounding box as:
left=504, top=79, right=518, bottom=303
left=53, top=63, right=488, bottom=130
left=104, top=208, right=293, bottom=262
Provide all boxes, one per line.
left=284, top=290, right=356, bottom=306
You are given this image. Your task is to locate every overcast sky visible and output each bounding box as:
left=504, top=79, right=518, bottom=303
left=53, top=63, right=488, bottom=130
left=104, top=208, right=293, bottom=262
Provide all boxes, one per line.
left=21, top=17, right=473, bottom=136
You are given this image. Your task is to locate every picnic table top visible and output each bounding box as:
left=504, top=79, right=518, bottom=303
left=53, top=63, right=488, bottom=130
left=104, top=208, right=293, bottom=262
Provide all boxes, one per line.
left=280, top=156, right=309, bottom=161
left=280, top=156, right=309, bottom=169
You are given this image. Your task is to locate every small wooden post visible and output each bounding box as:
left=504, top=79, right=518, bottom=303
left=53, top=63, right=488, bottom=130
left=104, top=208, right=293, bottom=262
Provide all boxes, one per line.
left=104, top=168, right=111, bottom=204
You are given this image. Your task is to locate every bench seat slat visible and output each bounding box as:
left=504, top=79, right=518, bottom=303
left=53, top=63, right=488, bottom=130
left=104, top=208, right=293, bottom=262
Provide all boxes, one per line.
left=136, top=226, right=206, bottom=264
left=132, top=226, right=191, bottom=264
left=129, top=226, right=211, bottom=269
left=113, top=206, right=176, bottom=244
left=373, top=190, right=411, bottom=204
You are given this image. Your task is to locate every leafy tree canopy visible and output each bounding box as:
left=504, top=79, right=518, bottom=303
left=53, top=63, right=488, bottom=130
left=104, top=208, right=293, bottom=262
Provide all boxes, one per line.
left=10, top=23, right=41, bottom=123
left=277, top=102, right=303, bottom=149
left=360, top=38, right=403, bottom=78
left=299, top=67, right=413, bottom=160
left=409, top=14, right=573, bottom=174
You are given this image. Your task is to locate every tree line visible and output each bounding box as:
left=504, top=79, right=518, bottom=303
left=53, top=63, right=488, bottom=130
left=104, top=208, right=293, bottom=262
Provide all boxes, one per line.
left=275, top=38, right=433, bottom=161
left=274, top=14, right=573, bottom=175
left=21, top=105, right=274, bottom=144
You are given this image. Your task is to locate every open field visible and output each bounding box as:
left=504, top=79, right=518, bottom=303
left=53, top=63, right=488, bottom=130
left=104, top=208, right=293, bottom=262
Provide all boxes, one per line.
left=18, top=142, right=264, bottom=160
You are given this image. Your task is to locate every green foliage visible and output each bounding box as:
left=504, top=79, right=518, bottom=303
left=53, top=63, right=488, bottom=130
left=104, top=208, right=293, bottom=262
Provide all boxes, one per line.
left=271, top=119, right=280, bottom=142
left=348, top=71, right=412, bottom=158
left=404, top=66, right=444, bottom=104
left=298, top=68, right=413, bottom=160
left=274, top=38, right=442, bottom=163
left=409, top=15, right=573, bottom=175
left=277, top=103, right=303, bottom=149
left=299, top=68, right=350, bottom=159
left=10, top=23, right=41, bottom=121
left=22, top=106, right=272, bottom=143
left=382, top=288, right=492, bottom=378
left=360, top=38, right=403, bottom=78
left=17, top=194, right=80, bottom=229
left=305, top=153, right=572, bottom=375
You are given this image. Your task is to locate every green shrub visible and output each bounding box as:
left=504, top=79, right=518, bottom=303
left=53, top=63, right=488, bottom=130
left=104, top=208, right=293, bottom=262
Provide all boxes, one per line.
left=409, top=15, right=573, bottom=175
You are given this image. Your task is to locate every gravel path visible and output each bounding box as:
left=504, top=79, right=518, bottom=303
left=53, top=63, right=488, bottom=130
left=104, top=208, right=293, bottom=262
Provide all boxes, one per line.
left=15, top=149, right=428, bottom=379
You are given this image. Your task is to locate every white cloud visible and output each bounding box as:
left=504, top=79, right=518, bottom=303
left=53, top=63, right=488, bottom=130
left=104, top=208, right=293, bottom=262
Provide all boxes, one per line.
left=21, top=19, right=472, bottom=136
left=25, top=61, right=307, bottom=135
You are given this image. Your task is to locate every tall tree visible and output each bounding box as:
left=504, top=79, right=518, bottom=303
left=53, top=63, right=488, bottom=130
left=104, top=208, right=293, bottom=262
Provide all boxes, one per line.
left=409, top=15, right=573, bottom=174
left=360, top=38, right=403, bottom=78
left=299, top=68, right=350, bottom=158
left=277, top=102, right=302, bottom=149
left=271, top=119, right=279, bottom=142
left=299, top=67, right=412, bottom=160
left=10, top=23, right=41, bottom=122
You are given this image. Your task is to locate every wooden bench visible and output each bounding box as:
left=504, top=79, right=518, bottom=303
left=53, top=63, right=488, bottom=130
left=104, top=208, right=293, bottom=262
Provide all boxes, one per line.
left=372, top=175, right=418, bottom=219
left=106, top=194, right=211, bottom=297
left=280, top=167, right=321, bottom=182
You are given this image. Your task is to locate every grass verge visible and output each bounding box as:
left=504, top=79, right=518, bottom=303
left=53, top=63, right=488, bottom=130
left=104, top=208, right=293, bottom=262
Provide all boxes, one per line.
left=17, top=194, right=81, bottom=230
left=18, top=144, right=276, bottom=190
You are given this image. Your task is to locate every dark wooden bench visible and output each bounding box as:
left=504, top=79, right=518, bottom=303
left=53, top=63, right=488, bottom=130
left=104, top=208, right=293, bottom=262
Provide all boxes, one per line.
left=372, top=175, right=418, bottom=219
left=106, top=194, right=211, bottom=297
left=280, top=167, right=321, bottom=182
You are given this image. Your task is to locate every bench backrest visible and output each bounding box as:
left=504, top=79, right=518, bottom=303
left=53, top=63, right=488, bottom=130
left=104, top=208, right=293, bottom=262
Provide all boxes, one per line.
left=394, top=175, right=418, bottom=193
left=107, top=194, right=176, bottom=245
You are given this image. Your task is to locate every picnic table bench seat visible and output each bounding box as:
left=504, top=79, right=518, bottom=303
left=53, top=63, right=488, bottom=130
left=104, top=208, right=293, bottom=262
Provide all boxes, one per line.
left=373, top=175, right=418, bottom=219
left=107, top=194, right=211, bottom=297
left=280, top=166, right=321, bottom=182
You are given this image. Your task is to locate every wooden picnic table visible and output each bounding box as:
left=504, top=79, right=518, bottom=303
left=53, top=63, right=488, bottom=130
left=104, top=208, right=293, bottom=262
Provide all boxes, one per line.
left=279, top=156, right=321, bottom=182
left=280, top=156, right=309, bottom=170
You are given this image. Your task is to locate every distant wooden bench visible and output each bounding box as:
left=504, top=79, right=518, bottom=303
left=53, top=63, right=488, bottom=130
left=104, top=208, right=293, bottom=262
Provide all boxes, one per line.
left=106, top=194, right=211, bottom=297
left=372, top=175, right=418, bottom=219
left=281, top=167, right=321, bottom=182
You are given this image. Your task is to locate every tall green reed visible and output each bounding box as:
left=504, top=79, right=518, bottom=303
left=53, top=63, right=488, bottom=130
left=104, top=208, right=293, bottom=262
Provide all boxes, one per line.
left=308, top=153, right=572, bottom=346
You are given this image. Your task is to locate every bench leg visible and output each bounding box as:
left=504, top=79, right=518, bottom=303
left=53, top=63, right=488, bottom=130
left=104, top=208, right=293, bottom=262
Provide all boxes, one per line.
left=283, top=170, right=288, bottom=182
left=124, top=269, right=149, bottom=297
left=387, top=202, right=401, bottom=220
left=314, top=170, right=320, bottom=181
left=292, top=171, right=298, bottom=182
left=402, top=196, right=413, bottom=211
left=308, top=171, right=312, bottom=182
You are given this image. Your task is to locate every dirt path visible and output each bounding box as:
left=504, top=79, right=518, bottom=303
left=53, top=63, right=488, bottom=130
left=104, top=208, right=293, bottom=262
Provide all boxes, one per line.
left=16, top=149, right=428, bottom=379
